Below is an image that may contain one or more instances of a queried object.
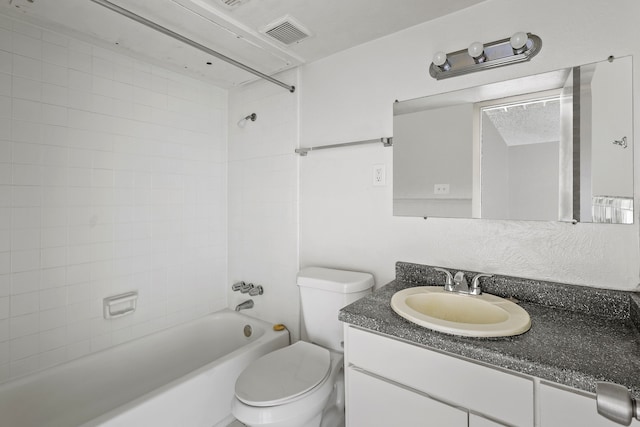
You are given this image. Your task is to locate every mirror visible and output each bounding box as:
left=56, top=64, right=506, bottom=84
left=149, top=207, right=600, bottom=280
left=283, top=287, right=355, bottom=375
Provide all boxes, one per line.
left=393, top=56, right=633, bottom=223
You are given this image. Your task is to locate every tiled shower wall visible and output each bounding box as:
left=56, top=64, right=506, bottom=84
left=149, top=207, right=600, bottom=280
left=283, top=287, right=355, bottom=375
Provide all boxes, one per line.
left=0, top=15, right=228, bottom=383
left=228, top=70, right=300, bottom=340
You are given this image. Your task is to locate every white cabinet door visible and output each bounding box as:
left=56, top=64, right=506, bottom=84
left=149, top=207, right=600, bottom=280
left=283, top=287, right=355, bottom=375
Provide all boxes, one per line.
left=347, top=367, right=467, bottom=427
left=539, top=382, right=640, bottom=427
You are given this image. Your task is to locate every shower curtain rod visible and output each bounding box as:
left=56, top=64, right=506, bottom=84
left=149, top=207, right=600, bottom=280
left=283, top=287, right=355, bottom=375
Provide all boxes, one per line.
left=89, top=0, right=296, bottom=93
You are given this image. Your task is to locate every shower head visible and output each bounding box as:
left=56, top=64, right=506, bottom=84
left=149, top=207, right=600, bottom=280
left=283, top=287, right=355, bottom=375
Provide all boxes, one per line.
left=237, top=113, right=257, bottom=128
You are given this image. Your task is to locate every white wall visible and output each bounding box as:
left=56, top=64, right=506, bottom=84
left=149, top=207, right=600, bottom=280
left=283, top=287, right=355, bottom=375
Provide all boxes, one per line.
left=507, top=142, right=559, bottom=221
left=591, top=56, right=634, bottom=197
left=0, top=15, right=228, bottom=383
left=481, top=114, right=509, bottom=219
left=299, top=0, right=640, bottom=290
left=227, top=70, right=300, bottom=340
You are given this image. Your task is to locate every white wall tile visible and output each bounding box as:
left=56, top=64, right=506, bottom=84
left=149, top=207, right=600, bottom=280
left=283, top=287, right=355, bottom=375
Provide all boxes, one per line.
left=12, top=98, right=41, bottom=122
left=11, top=228, right=40, bottom=250
left=10, top=270, right=39, bottom=295
left=11, top=21, right=40, bottom=40
left=0, top=297, right=8, bottom=319
left=41, top=84, right=67, bottom=106
left=10, top=292, right=38, bottom=316
left=42, top=63, right=67, bottom=87
left=41, top=104, right=66, bottom=126
left=12, top=33, right=41, bottom=60
left=38, top=306, right=66, bottom=331
left=68, top=50, right=91, bottom=73
left=10, top=354, right=38, bottom=378
left=0, top=28, right=11, bottom=52
left=0, top=16, right=228, bottom=384
left=41, top=42, right=67, bottom=67
left=10, top=312, right=38, bottom=338
left=0, top=319, right=8, bottom=343
left=0, top=253, right=9, bottom=275
left=12, top=54, right=41, bottom=81
left=13, top=164, right=41, bottom=185
left=0, top=95, right=10, bottom=118
left=11, top=249, right=39, bottom=273
left=42, top=31, right=68, bottom=48
left=10, top=333, right=38, bottom=360
left=0, top=73, right=10, bottom=98
left=38, top=346, right=66, bottom=369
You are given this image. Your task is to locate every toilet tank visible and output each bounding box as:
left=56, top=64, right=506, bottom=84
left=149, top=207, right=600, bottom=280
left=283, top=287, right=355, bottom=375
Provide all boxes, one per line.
left=297, top=267, right=374, bottom=351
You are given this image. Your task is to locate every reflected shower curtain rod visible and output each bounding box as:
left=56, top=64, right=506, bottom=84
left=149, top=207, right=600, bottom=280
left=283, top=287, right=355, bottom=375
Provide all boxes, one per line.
left=89, top=0, right=296, bottom=93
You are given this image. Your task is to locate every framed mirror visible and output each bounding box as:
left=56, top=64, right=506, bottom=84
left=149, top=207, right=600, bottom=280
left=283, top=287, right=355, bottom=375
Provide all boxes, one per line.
left=393, top=56, right=633, bottom=223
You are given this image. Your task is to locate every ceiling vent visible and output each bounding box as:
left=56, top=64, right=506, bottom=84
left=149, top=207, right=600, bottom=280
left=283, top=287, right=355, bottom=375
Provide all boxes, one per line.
left=216, top=0, right=250, bottom=10
left=261, top=15, right=312, bottom=46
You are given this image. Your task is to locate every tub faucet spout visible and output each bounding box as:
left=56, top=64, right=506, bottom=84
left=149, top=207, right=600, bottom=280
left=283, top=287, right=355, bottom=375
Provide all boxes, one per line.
left=235, top=299, right=254, bottom=311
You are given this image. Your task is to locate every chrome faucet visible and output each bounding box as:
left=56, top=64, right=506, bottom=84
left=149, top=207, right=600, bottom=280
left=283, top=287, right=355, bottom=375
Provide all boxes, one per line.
left=436, top=268, right=493, bottom=296
left=235, top=299, right=254, bottom=311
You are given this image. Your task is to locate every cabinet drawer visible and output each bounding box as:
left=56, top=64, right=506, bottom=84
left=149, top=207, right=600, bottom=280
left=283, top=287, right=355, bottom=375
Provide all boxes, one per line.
left=346, top=327, right=534, bottom=427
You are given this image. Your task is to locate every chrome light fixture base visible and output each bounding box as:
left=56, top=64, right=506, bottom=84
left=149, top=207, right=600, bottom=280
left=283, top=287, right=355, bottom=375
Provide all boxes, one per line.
left=429, top=33, right=542, bottom=80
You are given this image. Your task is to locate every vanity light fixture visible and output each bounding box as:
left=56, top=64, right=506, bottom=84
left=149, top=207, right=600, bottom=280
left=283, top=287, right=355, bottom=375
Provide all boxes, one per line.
left=429, top=32, right=542, bottom=80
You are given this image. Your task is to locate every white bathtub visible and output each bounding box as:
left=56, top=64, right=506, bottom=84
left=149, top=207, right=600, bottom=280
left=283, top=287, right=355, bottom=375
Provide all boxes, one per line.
left=0, top=309, right=289, bottom=427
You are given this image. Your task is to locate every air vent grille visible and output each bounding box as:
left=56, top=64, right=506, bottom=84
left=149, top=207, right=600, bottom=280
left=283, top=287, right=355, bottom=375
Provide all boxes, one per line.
left=217, top=0, right=250, bottom=10
left=262, top=16, right=312, bottom=45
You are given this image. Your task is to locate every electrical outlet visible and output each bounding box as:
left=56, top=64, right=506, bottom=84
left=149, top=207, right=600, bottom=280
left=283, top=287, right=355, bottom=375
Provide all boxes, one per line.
left=373, top=164, right=386, bottom=186
left=434, top=184, right=450, bottom=194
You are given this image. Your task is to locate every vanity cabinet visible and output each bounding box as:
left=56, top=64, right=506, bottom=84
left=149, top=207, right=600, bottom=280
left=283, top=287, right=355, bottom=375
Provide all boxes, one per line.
left=345, top=325, right=638, bottom=427
left=344, top=326, right=531, bottom=426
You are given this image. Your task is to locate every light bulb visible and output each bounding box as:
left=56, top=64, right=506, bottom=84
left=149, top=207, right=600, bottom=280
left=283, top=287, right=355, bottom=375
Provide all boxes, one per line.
left=510, top=32, right=528, bottom=51
left=433, top=51, right=447, bottom=66
left=467, top=42, right=484, bottom=58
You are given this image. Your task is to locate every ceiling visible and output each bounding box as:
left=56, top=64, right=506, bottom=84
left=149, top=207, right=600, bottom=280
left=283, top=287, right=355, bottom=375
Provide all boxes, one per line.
left=1, top=0, right=487, bottom=88
left=483, top=98, right=561, bottom=146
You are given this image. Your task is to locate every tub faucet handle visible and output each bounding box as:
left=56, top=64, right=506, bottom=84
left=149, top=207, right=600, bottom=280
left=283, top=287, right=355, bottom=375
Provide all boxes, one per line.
left=232, top=281, right=245, bottom=291
left=240, top=282, right=254, bottom=293
left=248, top=285, right=263, bottom=296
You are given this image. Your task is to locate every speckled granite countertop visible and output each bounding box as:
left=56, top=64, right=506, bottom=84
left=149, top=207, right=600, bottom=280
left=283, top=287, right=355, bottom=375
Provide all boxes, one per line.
left=339, top=262, right=640, bottom=399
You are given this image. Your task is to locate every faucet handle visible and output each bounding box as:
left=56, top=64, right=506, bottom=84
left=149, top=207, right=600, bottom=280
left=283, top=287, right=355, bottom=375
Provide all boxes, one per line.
left=232, top=281, right=245, bottom=291
left=470, top=274, right=492, bottom=295
left=248, top=285, right=263, bottom=296
left=434, top=268, right=454, bottom=291
left=240, top=282, right=254, bottom=293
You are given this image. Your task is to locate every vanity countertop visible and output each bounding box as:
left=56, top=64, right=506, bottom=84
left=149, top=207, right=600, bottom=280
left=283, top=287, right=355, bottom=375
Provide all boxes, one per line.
left=338, top=263, right=640, bottom=399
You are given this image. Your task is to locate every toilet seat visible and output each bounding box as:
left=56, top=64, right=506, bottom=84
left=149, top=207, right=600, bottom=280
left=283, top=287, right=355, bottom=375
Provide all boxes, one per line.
left=235, top=341, right=331, bottom=407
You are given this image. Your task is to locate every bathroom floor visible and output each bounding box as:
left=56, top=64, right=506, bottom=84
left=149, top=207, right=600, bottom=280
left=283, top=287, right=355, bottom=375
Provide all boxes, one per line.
left=226, top=420, right=246, bottom=427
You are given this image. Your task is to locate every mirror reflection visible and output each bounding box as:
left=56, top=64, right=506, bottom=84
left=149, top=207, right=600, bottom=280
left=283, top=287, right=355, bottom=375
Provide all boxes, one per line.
left=393, top=56, right=633, bottom=223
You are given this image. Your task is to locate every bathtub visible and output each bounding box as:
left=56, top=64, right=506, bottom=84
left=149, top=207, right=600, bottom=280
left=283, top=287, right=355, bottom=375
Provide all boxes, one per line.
left=0, top=309, right=289, bottom=427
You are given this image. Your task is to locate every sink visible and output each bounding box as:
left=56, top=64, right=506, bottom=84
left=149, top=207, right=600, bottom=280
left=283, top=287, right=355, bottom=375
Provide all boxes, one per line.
left=390, top=287, right=531, bottom=337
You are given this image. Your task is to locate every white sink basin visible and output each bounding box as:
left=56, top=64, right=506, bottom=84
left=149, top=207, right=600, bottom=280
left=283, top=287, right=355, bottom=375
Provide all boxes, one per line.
left=390, top=287, right=531, bottom=337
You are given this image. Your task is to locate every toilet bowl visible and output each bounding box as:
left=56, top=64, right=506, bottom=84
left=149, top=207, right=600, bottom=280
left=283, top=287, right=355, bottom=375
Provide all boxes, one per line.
left=232, top=267, right=374, bottom=427
left=231, top=341, right=344, bottom=427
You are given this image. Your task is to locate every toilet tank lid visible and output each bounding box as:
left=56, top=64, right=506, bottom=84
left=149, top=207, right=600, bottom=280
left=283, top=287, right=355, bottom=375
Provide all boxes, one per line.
left=297, top=267, right=374, bottom=293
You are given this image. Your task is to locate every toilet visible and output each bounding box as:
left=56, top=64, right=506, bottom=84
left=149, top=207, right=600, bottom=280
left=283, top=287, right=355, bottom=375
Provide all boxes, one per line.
left=231, top=267, right=374, bottom=427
